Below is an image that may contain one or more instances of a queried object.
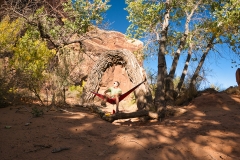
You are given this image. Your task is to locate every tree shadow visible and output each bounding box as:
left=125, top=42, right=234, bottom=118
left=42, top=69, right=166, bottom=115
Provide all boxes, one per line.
left=1, top=92, right=240, bottom=160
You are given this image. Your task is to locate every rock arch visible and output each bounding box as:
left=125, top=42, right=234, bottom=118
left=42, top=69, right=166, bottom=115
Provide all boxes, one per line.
left=82, top=49, right=153, bottom=110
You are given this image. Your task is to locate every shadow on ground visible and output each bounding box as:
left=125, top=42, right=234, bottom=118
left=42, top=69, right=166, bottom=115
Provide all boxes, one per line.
left=0, top=91, right=240, bottom=160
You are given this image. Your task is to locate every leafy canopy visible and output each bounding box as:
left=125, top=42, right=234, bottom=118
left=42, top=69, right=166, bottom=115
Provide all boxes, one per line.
left=125, top=0, right=164, bottom=39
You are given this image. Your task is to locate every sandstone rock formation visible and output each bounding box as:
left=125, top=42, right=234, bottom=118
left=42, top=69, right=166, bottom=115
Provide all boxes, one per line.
left=69, top=28, right=144, bottom=99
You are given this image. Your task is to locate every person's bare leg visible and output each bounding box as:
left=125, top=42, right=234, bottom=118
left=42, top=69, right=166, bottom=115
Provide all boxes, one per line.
left=115, top=95, right=120, bottom=113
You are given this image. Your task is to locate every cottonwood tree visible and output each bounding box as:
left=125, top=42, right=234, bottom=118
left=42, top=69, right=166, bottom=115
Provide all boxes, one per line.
left=126, top=0, right=204, bottom=111
left=126, top=0, right=239, bottom=111
left=189, top=0, right=239, bottom=89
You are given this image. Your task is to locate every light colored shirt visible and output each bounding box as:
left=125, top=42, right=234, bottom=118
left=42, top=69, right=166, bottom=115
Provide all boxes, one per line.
left=108, top=87, right=122, bottom=97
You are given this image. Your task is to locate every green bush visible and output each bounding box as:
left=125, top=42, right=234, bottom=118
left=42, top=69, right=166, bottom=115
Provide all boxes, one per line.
left=31, top=107, right=44, bottom=117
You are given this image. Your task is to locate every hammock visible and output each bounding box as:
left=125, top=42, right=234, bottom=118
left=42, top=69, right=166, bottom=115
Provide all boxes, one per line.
left=91, top=80, right=146, bottom=104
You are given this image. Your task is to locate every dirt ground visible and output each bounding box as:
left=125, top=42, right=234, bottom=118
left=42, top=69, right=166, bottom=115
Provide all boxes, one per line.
left=1, top=91, right=240, bottom=160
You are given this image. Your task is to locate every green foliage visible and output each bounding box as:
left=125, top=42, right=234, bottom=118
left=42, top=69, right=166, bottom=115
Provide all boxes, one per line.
left=133, top=49, right=145, bottom=61
left=126, top=0, right=239, bottom=93
left=212, top=0, right=239, bottom=35
left=0, top=16, right=23, bottom=53
left=130, top=92, right=136, bottom=105
left=126, top=0, right=239, bottom=53
left=146, top=68, right=157, bottom=98
left=38, top=0, right=111, bottom=41
left=0, top=0, right=111, bottom=106
left=125, top=0, right=164, bottom=39
left=69, top=80, right=86, bottom=96
left=149, top=84, right=156, bottom=98
left=10, top=27, right=55, bottom=93
left=198, top=0, right=239, bottom=49
left=212, top=0, right=239, bottom=53
left=65, top=0, right=110, bottom=30
left=49, top=46, right=85, bottom=103
left=31, top=107, right=44, bottom=117
left=173, top=76, right=180, bottom=90
left=12, top=28, right=55, bottom=77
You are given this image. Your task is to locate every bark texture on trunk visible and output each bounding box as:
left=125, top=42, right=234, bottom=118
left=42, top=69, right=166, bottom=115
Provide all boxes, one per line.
left=155, top=0, right=171, bottom=110
left=177, top=40, right=193, bottom=92
left=167, top=1, right=202, bottom=98
left=168, top=0, right=202, bottom=79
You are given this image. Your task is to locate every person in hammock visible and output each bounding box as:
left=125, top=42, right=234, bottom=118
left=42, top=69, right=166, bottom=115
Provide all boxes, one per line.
left=101, top=81, right=122, bottom=113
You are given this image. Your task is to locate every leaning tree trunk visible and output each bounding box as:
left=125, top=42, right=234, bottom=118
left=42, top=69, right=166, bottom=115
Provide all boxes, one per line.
left=168, top=0, right=201, bottom=80
left=177, top=39, right=193, bottom=92
left=82, top=49, right=153, bottom=110
left=167, top=1, right=201, bottom=99
left=190, top=35, right=215, bottom=88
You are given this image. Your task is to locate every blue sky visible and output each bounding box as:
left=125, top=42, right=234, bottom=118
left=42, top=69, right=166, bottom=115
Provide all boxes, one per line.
left=104, top=0, right=238, bottom=90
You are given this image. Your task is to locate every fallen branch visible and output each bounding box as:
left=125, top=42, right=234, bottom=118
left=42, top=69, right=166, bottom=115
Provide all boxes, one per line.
left=85, top=104, right=158, bottom=123
left=102, top=110, right=159, bottom=122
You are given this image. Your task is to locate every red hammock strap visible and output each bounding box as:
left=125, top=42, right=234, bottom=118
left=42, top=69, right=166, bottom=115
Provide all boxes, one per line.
left=119, top=80, right=146, bottom=101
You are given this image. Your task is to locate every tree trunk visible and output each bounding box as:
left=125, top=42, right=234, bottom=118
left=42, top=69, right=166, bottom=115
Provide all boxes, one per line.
left=29, top=83, right=45, bottom=106
left=177, top=40, right=193, bottom=92
left=190, top=35, right=215, bottom=88
left=168, top=1, right=201, bottom=80
left=155, top=1, right=170, bottom=111
left=168, top=34, right=188, bottom=79
left=154, top=30, right=167, bottom=110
